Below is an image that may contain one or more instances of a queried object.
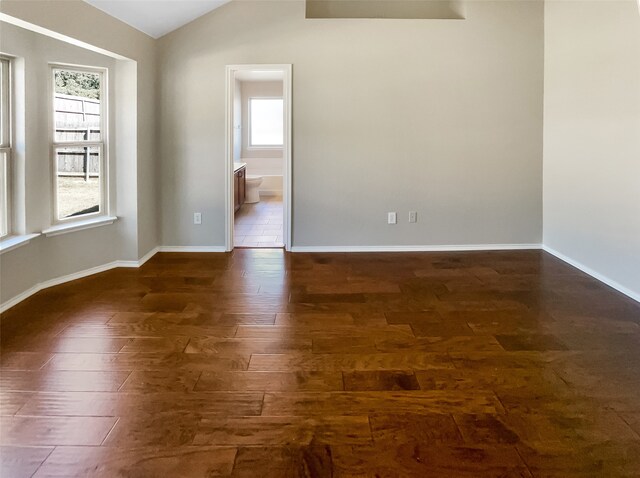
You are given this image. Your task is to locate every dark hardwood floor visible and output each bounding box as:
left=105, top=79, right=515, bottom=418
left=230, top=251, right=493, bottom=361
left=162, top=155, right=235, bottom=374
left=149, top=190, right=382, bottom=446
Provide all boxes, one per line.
left=1, top=249, right=639, bottom=477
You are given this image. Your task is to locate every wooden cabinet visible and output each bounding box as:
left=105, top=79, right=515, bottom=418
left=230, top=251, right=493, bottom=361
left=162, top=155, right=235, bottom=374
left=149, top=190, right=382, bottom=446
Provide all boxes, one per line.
left=234, top=166, right=246, bottom=213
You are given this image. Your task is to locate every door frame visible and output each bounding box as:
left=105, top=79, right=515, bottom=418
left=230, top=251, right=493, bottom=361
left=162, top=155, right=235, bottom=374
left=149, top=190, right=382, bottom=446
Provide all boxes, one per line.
left=225, top=64, right=292, bottom=251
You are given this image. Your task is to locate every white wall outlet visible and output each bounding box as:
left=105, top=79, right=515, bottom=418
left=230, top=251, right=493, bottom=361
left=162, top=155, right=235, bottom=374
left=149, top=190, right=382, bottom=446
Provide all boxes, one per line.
left=409, top=211, right=418, bottom=223
left=194, top=212, right=202, bottom=225
left=388, top=212, right=397, bottom=224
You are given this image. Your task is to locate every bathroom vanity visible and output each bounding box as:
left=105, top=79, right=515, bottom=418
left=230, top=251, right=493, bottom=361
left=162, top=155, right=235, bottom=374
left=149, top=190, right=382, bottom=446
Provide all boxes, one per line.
left=234, top=163, right=246, bottom=213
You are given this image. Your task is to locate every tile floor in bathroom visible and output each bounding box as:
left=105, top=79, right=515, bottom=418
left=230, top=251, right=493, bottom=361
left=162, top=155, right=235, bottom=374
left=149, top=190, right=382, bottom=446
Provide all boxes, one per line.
left=234, top=195, right=284, bottom=248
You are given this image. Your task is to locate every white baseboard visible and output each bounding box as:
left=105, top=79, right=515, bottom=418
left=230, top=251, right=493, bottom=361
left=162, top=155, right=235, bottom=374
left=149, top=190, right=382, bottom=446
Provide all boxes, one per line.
left=542, top=245, right=640, bottom=303
left=0, top=247, right=161, bottom=313
left=158, top=246, right=227, bottom=253
left=5, top=243, right=636, bottom=312
left=1, top=260, right=123, bottom=313
left=289, top=244, right=542, bottom=253
left=135, top=246, right=160, bottom=266
left=0, top=285, right=41, bottom=314
left=259, top=190, right=283, bottom=197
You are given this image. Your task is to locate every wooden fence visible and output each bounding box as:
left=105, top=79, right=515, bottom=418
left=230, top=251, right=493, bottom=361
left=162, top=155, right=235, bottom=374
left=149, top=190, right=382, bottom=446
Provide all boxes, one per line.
left=55, top=94, right=100, bottom=180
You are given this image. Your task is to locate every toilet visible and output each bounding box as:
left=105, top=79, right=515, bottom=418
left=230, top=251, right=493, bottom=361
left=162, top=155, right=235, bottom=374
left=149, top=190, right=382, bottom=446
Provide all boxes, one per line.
left=245, top=175, right=263, bottom=203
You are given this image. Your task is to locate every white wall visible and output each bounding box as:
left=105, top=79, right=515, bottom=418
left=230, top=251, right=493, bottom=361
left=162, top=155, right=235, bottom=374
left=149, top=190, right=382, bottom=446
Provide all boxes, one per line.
left=0, top=22, right=126, bottom=305
left=543, top=0, right=640, bottom=300
left=240, top=80, right=284, bottom=195
left=2, top=0, right=638, bottom=310
left=158, top=0, right=544, bottom=248
left=0, top=0, right=158, bottom=308
left=1, top=0, right=159, bottom=259
left=240, top=80, right=284, bottom=160
left=233, top=78, right=242, bottom=162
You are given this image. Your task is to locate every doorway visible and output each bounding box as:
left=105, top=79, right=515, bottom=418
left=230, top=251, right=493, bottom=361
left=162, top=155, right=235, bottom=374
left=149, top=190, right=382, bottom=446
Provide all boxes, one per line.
left=225, top=65, right=292, bottom=250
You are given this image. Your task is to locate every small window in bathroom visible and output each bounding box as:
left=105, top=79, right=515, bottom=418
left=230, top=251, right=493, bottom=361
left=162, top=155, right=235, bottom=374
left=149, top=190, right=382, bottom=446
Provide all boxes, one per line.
left=249, top=98, right=283, bottom=147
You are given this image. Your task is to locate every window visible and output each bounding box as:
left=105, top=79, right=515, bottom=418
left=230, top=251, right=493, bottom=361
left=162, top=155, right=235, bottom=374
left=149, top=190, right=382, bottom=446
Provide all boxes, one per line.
left=52, top=65, right=107, bottom=222
left=249, top=98, right=283, bottom=147
left=0, top=57, right=11, bottom=238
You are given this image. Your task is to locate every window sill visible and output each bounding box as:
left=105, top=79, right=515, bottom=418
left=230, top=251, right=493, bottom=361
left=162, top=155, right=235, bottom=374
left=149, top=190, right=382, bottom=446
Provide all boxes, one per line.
left=42, top=216, right=118, bottom=237
left=0, top=233, right=41, bottom=255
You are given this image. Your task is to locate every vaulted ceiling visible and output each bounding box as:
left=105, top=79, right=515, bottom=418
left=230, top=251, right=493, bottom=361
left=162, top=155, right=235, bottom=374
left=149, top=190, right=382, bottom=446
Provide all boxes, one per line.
left=83, top=0, right=231, bottom=38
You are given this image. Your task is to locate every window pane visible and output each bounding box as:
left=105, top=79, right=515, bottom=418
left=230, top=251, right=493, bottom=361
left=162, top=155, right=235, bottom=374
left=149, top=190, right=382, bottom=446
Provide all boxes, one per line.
left=250, top=98, right=283, bottom=146
left=54, top=69, right=101, bottom=142
left=0, top=150, right=7, bottom=237
left=0, top=59, right=9, bottom=147
left=55, top=146, right=101, bottom=219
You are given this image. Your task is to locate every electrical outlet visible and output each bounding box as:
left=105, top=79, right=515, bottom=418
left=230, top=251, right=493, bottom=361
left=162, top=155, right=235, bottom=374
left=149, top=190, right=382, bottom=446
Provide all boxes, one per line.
left=388, top=212, right=397, bottom=224
left=194, top=212, right=202, bottom=225
left=409, top=211, right=418, bottom=223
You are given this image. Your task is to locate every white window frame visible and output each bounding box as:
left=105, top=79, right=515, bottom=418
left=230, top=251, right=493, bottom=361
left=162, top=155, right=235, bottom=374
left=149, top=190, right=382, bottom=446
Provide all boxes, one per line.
left=248, top=97, right=284, bottom=149
left=50, top=64, right=108, bottom=225
left=0, top=56, right=12, bottom=239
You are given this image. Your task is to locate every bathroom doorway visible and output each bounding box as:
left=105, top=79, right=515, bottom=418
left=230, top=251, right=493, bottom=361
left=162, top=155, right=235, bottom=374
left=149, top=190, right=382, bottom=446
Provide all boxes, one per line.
left=225, top=65, right=292, bottom=250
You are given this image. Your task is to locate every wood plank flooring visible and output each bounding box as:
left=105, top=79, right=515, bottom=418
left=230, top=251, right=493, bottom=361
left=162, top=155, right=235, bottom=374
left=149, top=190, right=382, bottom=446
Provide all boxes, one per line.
left=1, top=249, right=640, bottom=477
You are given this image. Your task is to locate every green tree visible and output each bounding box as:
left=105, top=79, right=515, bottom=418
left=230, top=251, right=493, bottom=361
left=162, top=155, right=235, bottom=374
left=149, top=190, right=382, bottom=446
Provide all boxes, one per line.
left=55, top=71, right=100, bottom=99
